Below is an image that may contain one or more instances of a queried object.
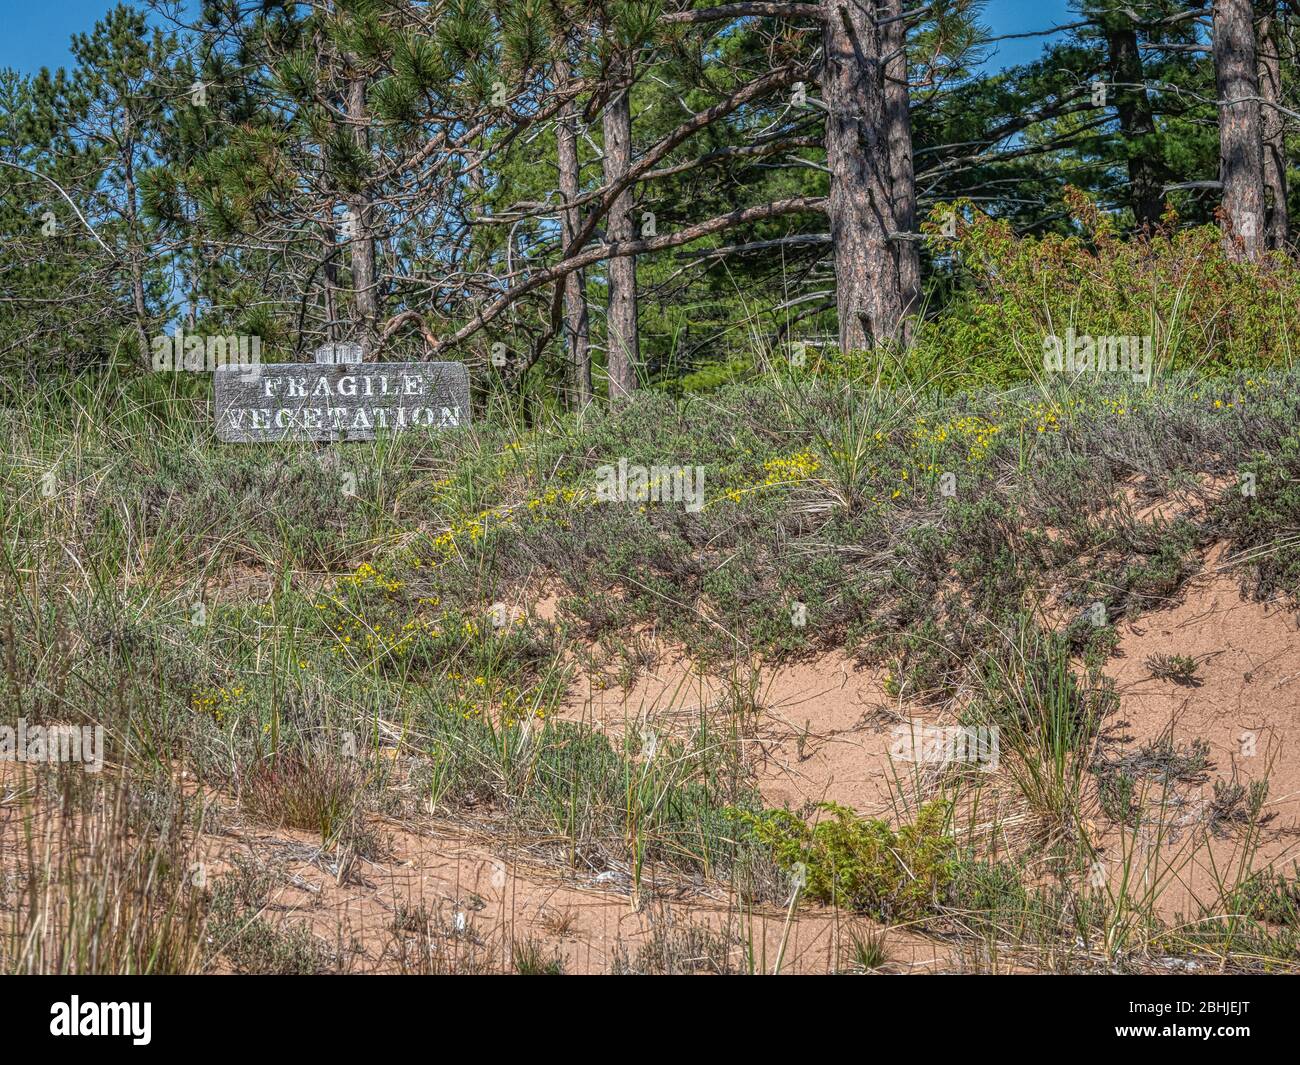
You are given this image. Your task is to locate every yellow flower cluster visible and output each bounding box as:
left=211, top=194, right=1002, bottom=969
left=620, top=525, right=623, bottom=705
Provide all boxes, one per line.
left=1024, top=402, right=1062, bottom=434
left=446, top=674, right=547, bottom=724
left=428, top=510, right=493, bottom=560
left=427, top=478, right=597, bottom=561
left=913, top=415, right=1003, bottom=463
left=329, top=614, right=441, bottom=658
left=190, top=685, right=247, bottom=724
left=338, top=561, right=404, bottom=593
left=723, top=449, right=821, bottom=503
left=764, top=449, right=821, bottom=481
left=526, top=485, right=585, bottom=511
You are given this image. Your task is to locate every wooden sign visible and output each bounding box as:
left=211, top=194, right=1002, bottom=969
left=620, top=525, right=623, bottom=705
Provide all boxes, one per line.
left=214, top=360, right=469, bottom=443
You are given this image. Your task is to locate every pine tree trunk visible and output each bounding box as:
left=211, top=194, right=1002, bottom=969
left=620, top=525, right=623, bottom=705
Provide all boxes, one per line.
left=556, top=57, right=593, bottom=409
left=119, top=140, right=153, bottom=367
left=345, top=74, right=380, bottom=353
left=323, top=214, right=340, bottom=343
left=821, top=0, right=903, bottom=352
left=1257, top=9, right=1289, bottom=251
left=1104, top=20, right=1164, bottom=229
left=1213, top=0, right=1266, bottom=261
left=882, top=0, right=919, bottom=331
left=602, top=70, right=639, bottom=404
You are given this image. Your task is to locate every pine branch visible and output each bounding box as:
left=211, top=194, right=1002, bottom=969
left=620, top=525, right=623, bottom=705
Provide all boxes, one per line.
left=429, top=196, right=827, bottom=354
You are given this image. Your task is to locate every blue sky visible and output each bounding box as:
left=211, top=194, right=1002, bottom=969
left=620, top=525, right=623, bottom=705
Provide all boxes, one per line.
left=0, top=0, right=1076, bottom=75
left=0, top=0, right=141, bottom=73
left=979, top=0, right=1078, bottom=69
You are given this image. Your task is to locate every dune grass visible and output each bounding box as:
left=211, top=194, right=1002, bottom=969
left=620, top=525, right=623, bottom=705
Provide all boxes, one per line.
left=3, top=360, right=1300, bottom=972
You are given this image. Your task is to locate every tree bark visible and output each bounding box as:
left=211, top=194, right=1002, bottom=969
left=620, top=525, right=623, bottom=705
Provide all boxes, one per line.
left=556, top=57, right=593, bottom=409
left=322, top=216, right=341, bottom=343
left=882, top=0, right=919, bottom=333
left=1213, top=0, right=1266, bottom=260
left=1257, top=8, right=1289, bottom=250
left=602, top=66, right=639, bottom=404
left=1103, top=17, right=1165, bottom=229
left=118, top=123, right=153, bottom=368
left=346, top=72, right=380, bottom=353
left=821, top=0, right=903, bottom=351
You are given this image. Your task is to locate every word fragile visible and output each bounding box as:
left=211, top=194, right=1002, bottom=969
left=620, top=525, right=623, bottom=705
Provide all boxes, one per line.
left=258, top=371, right=429, bottom=400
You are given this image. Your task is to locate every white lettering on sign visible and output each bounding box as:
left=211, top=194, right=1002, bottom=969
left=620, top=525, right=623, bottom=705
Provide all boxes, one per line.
left=214, top=362, right=469, bottom=442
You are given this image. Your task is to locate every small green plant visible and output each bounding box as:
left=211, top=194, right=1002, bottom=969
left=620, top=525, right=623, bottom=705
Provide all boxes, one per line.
left=1229, top=871, right=1300, bottom=926
left=240, top=747, right=367, bottom=848
left=512, top=937, right=565, bottom=975
left=845, top=928, right=890, bottom=972
left=611, top=917, right=746, bottom=975
left=741, top=800, right=956, bottom=920
left=206, top=860, right=347, bottom=975
left=1097, top=769, right=1139, bottom=827
left=976, top=623, right=1116, bottom=841
left=209, top=907, right=346, bottom=975
left=1144, top=652, right=1200, bottom=685
left=1208, top=776, right=1271, bottom=838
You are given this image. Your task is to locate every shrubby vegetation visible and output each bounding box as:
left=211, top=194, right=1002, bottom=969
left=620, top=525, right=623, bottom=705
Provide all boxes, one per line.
left=2, top=0, right=1299, bottom=976
left=914, top=194, right=1300, bottom=388
left=4, top=357, right=1300, bottom=970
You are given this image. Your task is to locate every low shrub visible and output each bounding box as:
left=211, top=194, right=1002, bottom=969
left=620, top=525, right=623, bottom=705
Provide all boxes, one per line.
left=742, top=800, right=956, bottom=920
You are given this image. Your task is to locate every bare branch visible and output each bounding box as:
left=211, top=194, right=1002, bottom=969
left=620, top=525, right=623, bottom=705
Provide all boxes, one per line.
left=431, top=196, right=828, bottom=354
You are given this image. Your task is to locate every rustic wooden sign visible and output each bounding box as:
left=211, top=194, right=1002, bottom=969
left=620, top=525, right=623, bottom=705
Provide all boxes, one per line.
left=214, top=359, right=469, bottom=443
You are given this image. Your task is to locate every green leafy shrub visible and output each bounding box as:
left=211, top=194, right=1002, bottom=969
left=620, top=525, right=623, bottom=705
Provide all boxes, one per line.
left=742, top=800, right=956, bottom=920
left=915, top=190, right=1300, bottom=388
left=1228, top=871, right=1300, bottom=926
